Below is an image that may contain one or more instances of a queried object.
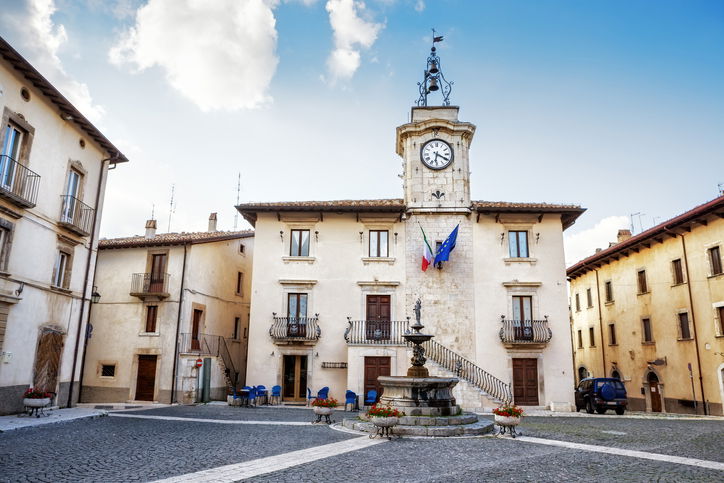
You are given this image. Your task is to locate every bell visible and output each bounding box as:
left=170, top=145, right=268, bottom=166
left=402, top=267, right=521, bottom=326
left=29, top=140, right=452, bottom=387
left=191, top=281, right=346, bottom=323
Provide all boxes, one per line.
left=428, top=77, right=439, bottom=92
left=428, top=60, right=439, bottom=74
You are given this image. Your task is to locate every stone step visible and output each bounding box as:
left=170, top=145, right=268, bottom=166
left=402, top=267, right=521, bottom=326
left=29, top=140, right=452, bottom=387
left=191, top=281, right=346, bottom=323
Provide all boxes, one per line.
left=425, top=360, right=504, bottom=411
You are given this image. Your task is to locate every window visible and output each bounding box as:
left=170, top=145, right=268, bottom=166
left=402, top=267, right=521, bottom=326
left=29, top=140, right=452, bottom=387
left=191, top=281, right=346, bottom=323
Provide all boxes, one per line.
left=642, top=318, right=653, bottom=343
left=369, top=230, right=389, bottom=257
left=604, top=281, right=613, bottom=303
left=575, top=293, right=580, bottom=312
left=709, top=246, right=722, bottom=276
left=243, top=327, right=248, bottom=339
left=145, top=305, right=158, bottom=333
left=508, top=231, right=529, bottom=258
left=101, top=364, right=116, bottom=377
left=678, top=312, right=691, bottom=340
left=577, top=330, right=583, bottom=349
left=608, top=323, right=617, bottom=345
left=236, top=272, right=243, bottom=296
left=0, top=123, right=23, bottom=190
left=512, top=296, right=532, bottom=321
left=290, top=229, right=310, bottom=257
left=717, top=306, right=724, bottom=336
left=288, top=293, right=308, bottom=319
left=61, top=169, right=82, bottom=224
left=0, top=222, right=12, bottom=271
left=637, top=270, right=648, bottom=294
left=589, top=327, right=595, bottom=347
left=672, top=259, right=684, bottom=285
left=586, top=288, right=593, bottom=308
left=233, top=317, right=241, bottom=340
left=52, top=250, right=71, bottom=288
left=239, top=243, right=245, bottom=254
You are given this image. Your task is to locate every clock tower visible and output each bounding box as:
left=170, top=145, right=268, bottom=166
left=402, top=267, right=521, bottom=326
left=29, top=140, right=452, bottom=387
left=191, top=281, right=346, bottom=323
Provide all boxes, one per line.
left=396, top=39, right=475, bottom=213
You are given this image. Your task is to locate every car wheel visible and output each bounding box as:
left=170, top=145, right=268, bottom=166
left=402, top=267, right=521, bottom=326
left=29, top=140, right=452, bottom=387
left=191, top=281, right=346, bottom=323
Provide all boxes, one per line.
left=615, top=408, right=625, bottom=415
left=596, top=407, right=607, bottom=414
left=586, top=399, right=594, bottom=414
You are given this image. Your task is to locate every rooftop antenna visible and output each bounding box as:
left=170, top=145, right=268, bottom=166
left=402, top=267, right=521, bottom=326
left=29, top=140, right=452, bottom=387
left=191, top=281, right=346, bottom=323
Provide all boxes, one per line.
left=150, top=203, right=155, bottom=220
left=630, top=212, right=645, bottom=234
left=415, top=29, right=453, bottom=107
left=167, top=184, right=176, bottom=233
left=718, top=182, right=723, bottom=196
left=233, top=172, right=241, bottom=231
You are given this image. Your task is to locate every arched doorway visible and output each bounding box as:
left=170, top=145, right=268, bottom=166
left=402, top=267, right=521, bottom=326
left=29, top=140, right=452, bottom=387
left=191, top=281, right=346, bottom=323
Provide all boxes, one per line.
left=647, top=372, right=662, bottom=412
left=578, top=366, right=589, bottom=382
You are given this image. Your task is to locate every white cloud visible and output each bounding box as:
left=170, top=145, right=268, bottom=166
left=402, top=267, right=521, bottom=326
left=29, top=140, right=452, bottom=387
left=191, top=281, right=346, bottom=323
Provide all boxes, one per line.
left=110, top=0, right=279, bottom=111
left=325, top=0, right=383, bottom=83
left=0, top=0, right=106, bottom=121
left=414, top=0, right=425, bottom=12
left=564, top=216, right=629, bottom=266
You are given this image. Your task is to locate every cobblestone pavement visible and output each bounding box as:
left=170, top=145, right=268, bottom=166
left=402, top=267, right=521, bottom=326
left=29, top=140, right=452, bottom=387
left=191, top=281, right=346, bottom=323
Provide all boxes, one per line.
left=0, top=405, right=722, bottom=482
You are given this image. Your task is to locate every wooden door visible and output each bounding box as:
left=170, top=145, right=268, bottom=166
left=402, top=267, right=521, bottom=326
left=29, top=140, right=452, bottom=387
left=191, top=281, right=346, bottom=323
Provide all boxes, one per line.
left=33, top=330, right=64, bottom=393
left=282, top=355, right=307, bottom=402
left=191, top=309, right=202, bottom=351
left=149, top=254, right=166, bottom=292
left=135, top=355, right=157, bottom=401
left=366, top=295, right=391, bottom=340
left=363, top=356, right=390, bottom=402
left=512, top=358, right=539, bottom=405
left=648, top=373, right=662, bottom=412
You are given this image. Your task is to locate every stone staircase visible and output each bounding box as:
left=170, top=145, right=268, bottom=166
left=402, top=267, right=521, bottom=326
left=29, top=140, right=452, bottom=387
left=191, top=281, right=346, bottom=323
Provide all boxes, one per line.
left=426, top=360, right=503, bottom=411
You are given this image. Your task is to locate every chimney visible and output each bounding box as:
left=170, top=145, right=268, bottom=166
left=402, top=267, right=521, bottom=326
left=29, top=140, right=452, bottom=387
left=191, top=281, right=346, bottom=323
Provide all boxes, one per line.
left=208, top=212, right=218, bottom=232
left=145, top=219, right=157, bottom=239
left=595, top=248, right=602, bottom=253
left=617, top=229, right=632, bottom=243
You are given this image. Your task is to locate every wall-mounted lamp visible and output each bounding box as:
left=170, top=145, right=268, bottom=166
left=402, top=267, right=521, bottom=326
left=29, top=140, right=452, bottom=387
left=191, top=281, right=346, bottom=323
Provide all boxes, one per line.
left=91, top=286, right=101, bottom=304
left=394, top=232, right=398, bottom=244
left=14, top=282, right=24, bottom=297
left=279, top=230, right=284, bottom=242
left=315, top=352, right=319, bottom=358
left=359, top=231, right=364, bottom=242
left=535, top=233, right=540, bottom=244
left=499, top=233, right=505, bottom=245
left=314, top=230, right=319, bottom=242
left=270, top=351, right=275, bottom=356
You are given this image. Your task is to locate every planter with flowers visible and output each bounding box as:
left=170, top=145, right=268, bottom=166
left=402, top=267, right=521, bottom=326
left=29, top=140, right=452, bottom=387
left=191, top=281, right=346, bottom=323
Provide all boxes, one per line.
left=22, top=388, right=52, bottom=417
left=492, top=404, right=524, bottom=437
left=311, top=397, right=338, bottom=424
left=366, top=404, right=405, bottom=439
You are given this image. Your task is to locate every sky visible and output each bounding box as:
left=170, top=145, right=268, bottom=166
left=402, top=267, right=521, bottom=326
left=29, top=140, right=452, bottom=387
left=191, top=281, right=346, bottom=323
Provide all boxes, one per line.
left=1, top=0, right=722, bottom=266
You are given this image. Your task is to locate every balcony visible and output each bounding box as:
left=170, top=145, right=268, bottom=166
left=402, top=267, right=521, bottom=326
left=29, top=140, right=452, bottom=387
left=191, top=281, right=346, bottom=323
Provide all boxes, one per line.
left=270, top=314, right=320, bottom=345
left=499, top=316, right=552, bottom=349
left=344, top=318, right=409, bottom=346
left=0, top=155, right=40, bottom=208
left=58, top=195, right=94, bottom=236
left=130, top=272, right=170, bottom=299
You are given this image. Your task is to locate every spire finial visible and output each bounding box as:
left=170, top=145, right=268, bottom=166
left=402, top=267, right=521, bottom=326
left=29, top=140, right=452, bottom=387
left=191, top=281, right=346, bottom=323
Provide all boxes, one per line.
left=416, top=29, right=453, bottom=106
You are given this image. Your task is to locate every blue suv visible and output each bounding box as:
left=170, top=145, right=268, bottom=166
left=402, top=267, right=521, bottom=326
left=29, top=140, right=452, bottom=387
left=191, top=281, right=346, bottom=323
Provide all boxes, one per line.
left=575, top=378, right=628, bottom=415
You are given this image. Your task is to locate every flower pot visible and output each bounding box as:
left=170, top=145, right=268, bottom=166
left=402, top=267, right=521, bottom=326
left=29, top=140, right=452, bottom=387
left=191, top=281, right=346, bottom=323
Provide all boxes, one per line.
left=23, top=398, right=50, bottom=408
left=494, top=414, right=521, bottom=426
left=371, top=416, right=399, bottom=428
left=313, top=406, right=334, bottom=416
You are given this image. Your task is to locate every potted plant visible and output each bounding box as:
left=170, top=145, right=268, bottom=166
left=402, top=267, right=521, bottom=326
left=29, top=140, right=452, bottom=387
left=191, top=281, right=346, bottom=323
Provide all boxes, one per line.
left=367, top=404, right=405, bottom=427
left=311, top=397, right=338, bottom=423
left=492, top=404, right=524, bottom=437
left=23, top=388, right=52, bottom=408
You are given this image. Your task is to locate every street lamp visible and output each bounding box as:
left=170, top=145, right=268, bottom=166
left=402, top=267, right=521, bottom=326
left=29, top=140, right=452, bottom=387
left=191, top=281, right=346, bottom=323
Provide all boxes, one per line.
left=91, top=286, right=101, bottom=304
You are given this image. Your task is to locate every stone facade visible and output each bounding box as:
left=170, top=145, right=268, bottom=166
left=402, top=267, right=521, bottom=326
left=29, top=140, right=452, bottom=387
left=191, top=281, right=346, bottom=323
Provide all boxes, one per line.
left=568, top=196, right=724, bottom=415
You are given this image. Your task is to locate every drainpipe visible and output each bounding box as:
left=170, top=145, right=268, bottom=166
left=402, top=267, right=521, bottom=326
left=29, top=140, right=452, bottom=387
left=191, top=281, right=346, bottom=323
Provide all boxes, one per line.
left=76, top=238, right=103, bottom=403
left=680, top=235, right=707, bottom=415
left=170, top=243, right=189, bottom=403
left=67, top=156, right=116, bottom=408
left=594, top=269, right=607, bottom=377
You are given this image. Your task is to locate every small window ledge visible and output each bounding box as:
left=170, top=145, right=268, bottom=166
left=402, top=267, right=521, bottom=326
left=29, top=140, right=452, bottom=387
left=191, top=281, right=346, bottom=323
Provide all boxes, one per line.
left=708, top=273, right=723, bottom=279
left=49, top=286, right=72, bottom=295
left=641, top=341, right=656, bottom=346
left=676, top=337, right=694, bottom=342
left=139, top=332, right=160, bottom=337
left=604, top=301, right=615, bottom=306
left=282, top=256, right=316, bottom=264
left=671, top=282, right=687, bottom=287
left=503, top=257, right=537, bottom=265
left=608, top=344, right=618, bottom=347
left=637, top=291, right=651, bottom=296
left=361, top=257, right=396, bottom=265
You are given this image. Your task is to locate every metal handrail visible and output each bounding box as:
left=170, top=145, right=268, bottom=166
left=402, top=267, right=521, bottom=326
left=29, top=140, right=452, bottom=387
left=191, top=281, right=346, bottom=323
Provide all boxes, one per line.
left=418, top=338, right=512, bottom=404
left=219, top=337, right=237, bottom=385
left=270, top=314, right=320, bottom=341
left=130, top=272, right=170, bottom=294
left=499, top=316, right=552, bottom=344
left=344, top=318, right=409, bottom=345
left=0, top=155, right=40, bottom=207
left=59, top=194, right=94, bottom=234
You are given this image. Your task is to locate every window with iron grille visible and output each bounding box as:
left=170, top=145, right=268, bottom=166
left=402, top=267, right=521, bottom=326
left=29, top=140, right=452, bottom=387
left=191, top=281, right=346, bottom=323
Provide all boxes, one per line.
left=290, top=229, right=310, bottom=257
left=678, top=312, right=692, bottom=340
left=101, top=364, right=116, bottom=377
left=637, top=269, right=648, bottom=294
left=508, top=231, right=529, bottom=258
left=708, top=246, right=722, bottom=276
left=672, top=259, right=684, bottom=285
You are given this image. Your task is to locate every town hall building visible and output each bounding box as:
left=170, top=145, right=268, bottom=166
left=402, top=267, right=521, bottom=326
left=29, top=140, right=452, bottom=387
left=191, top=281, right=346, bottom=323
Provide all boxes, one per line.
left=237, top=44, right=584, bottom=410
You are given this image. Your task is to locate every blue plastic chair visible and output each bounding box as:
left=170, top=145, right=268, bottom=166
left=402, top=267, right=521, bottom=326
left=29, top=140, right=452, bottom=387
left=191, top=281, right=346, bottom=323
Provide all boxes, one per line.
left=345, top=390, right=357, bottom=411
left=365, top=389, right=377, bottom=405
left=248, top=386, right=257, bottom=406
left=270, top=385, right=282, bottom=405
left=256, top=385, right=269, bottom=405
left=307, top=388, right=315, bottom=406
left=316, top=386, right=329, bottom=400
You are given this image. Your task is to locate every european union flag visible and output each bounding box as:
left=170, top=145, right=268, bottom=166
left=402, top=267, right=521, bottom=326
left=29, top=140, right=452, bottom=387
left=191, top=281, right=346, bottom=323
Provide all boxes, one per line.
left=434, top=224, right=459, bottom=268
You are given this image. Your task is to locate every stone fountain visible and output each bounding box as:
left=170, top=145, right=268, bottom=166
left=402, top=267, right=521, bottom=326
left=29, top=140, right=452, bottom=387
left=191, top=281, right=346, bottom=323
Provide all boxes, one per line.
left=343, top=299, right=493, bottom=437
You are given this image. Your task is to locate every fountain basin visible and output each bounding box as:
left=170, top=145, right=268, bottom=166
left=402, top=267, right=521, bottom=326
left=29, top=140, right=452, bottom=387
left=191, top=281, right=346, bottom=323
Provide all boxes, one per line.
left=378, top=376, right=459, bottom=416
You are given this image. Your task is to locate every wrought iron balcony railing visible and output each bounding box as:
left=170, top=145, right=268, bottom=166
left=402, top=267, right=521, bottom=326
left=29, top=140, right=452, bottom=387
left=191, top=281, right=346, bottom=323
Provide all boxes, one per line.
left=59, top=195, right=94, bottom=236
left=344, top=318, right=410, bottom=345
left=130, top=272, right=170, bottom=297
left=0, top=155, right=40, bottom=208
left=270, top=314, right=320, bottom=343
left=499, top=316, right=552, bottom=345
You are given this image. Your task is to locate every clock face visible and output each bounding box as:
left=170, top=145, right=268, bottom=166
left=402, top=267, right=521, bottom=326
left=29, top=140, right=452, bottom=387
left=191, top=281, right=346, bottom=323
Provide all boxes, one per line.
left=420, top=139, right=454, bottom=170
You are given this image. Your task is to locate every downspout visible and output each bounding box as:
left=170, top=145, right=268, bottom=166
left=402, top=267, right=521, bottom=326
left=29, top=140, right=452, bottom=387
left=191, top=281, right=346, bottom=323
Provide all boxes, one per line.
left=594, top=269, right=607, bottom=376
left=170, top=243, right=189, bottom=403
left=67, top=156, right=115, bottom=408
left=76, top=238, right=103, bottom=403
left=680, top=235, right=707, bottom=414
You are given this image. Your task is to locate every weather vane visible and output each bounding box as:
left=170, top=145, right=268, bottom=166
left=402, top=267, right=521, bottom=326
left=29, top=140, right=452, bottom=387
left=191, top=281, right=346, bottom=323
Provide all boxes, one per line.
left=416, top=29, right=453, bottom=107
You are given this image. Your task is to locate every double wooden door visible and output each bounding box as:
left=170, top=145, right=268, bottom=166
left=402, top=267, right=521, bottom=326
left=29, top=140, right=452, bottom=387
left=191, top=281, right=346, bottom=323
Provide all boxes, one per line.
left=366, top=295, right=391, bottom=340
left=135, top=355, right=157, bottom=401
left=648, top=373, right=662, bottom=412
left=283, top=355, right=308, bottom=402
left=149, top=254, right=166, bottom=292
left=364, top=356, right=390, bottom=403
left=512, top=358, right=539, bottom=406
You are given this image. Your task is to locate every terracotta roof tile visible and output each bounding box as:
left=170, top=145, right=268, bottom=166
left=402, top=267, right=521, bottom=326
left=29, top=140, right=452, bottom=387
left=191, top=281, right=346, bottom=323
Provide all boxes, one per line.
left=236, top=199, right=405, bottom=210
left=99, top=230, right=254, bottom=249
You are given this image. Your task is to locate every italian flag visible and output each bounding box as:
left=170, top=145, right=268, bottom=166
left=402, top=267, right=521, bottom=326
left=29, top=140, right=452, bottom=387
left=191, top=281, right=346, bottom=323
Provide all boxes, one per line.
left=421, top=226, right=434, bottom=272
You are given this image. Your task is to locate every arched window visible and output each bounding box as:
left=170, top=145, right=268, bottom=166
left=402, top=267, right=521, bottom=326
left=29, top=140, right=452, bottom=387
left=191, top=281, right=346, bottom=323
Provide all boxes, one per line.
left=611, top=369, right=621, bottom=380
left=578, top=366, right=589, bottom=381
